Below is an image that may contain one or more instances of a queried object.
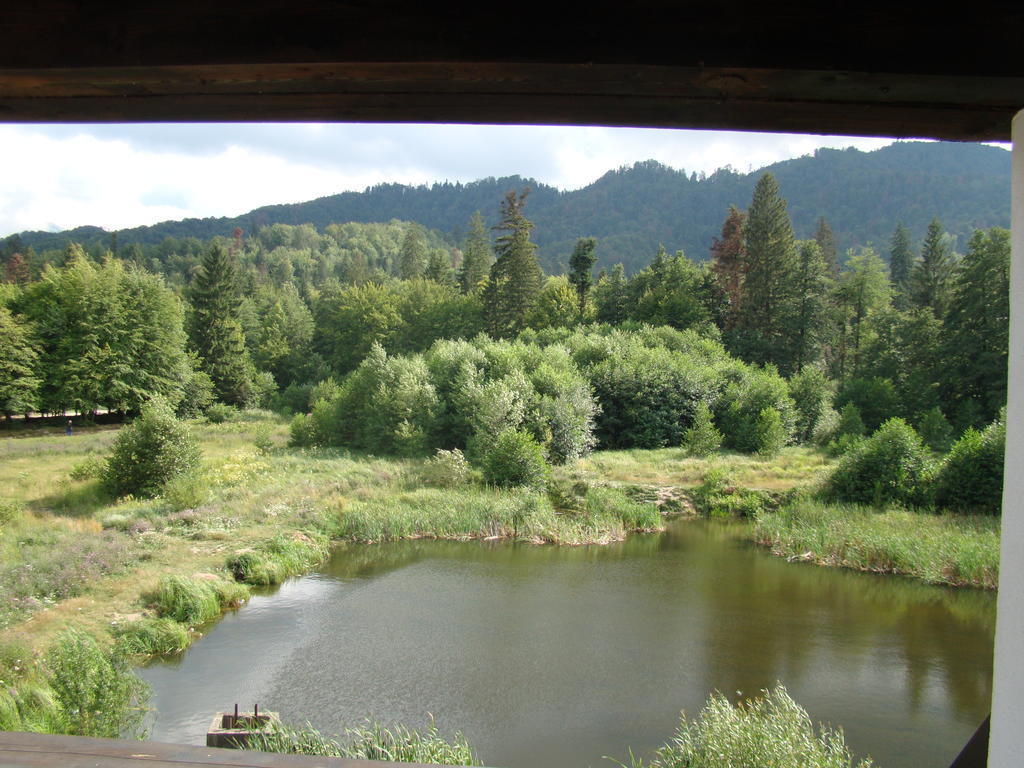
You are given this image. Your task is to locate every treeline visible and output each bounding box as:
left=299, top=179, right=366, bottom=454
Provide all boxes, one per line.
left=0, top=172, right=1008, bottom=476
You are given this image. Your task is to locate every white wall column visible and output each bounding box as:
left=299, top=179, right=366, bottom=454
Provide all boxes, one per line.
left=989, top=109, right=1024, bottom=767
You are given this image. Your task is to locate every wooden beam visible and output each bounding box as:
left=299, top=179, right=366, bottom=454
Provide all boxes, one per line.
left=0, top=62, right=1017, bottom=140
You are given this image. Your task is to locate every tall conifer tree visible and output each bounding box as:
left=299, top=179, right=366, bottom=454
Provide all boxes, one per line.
left=190, top=245, right=254, bottom=405
left=399, top=226, right=427, bottom=280
left=458, top=211, right=493, bottom=293
left=568, top=237, right=597, bottom=319
left=910, top=218, right=956, bottom=317
left=732, top=173, right=798, bottom=368
left=710, top=206, right=747, bottom=330
left=814, top=216, right=839, bottom=277
left=889, top=223, right=914, bottom=305
left=483, top=190, right=543, bottom=337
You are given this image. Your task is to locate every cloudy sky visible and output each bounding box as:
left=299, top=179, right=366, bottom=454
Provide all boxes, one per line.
left=0, top=123, right=906, bottom=237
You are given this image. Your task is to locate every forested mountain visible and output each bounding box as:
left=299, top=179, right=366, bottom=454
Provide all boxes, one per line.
left=10, top=141, right=1009, bottom=275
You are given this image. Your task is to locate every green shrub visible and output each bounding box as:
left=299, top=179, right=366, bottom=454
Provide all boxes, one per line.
left=177, top=365, right=215, bottom=419
left=204, top=402, right=236, bottom=424
left=69, top=455, right=106, bottom=481
left=917, top=406, right=954, bottom=453
left=0, top=500, right=22, bottom=528
left=638, top=684, right=872, bottom=768
left=288, top=412, right=320, bottom=448
left=754, top=407, right=786, bottom=457
left=826, top=418, right=932, bottom=507
left=421, top=448, right=471, bottom=488
left=836, top=377, right=899, bottom=433
left=683, top=402, right=722, bottom=457
left=691, top=469, right=769, bottom=518
left=934, top=417, right=1005, bottom=514
left=103, top=399, right=202, bottom=498
left=835, top=402, right=865, bottom=438
left=253, top=423, right=275, bottom=454
left=114, top=617, right=190, bottom=656
left=161, top=472, right=209, bottom=511
left=811, top=406, right=840, bottom=446
left=46, top=628, right=150, bottom=738
left=481, top=430, right=550, bottom=488
left=788, top=366, right=834, bottom=442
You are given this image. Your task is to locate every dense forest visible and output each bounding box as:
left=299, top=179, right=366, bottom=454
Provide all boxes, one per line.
left=6, top=141, right=1009, bottom=276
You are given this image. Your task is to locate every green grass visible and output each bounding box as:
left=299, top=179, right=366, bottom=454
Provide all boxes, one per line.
left=246, top=718, right=482, bottom=765
left=143, top=575, right=251, bottom=625
left=333, top=484, right=662, bottom=545
left=624, top=684, right=873, bottom=768
left=227, top=533, right=330, bottom=585
left=113, top=617, right=190, bottom=656
left=575, top=445, right=834, bottom=491
left=753, top=500, right=1000, bottom=588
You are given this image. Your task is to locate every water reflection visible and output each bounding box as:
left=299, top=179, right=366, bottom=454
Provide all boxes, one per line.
left=140, top=521, right=993, bottom=768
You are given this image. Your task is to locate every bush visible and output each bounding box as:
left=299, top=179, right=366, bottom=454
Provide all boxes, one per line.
left=204, top=402, right=236, bottom=424
left=68, top=455, right=105, bottom=481
left=683, top=402, right=722, bottom=457
left=836, top=377, right=899, bottom=433
left=917, top=406, right=954, bottom=453
left=46, top=628, right=150, bottom=738
left=836, top=402, right=865, bottom=437
left=754, top=407, right=786, bottom=457
left=177, top=365, right=215, bottom=419
left=421, top=448, right=471, bottom=488
left=691, top=469, right=769, bottom=518
left=640, top=684, right=872, bottom=768
left=788, top=366, right=833, bottom=442
left=826, top=418, right=932, bottom=507
left=934, top=417, right=1005, bottom=514
left=288, top=412, right=321, bottom=448
left=481, top=430, right=549, bottom=488
left=811, top=406, right=840, bottom=446
left=161, top=472, right=209, bottom=511
left=103, top=399, right=201, bottom=499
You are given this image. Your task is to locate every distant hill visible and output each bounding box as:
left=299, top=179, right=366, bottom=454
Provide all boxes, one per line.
left=13, top=141, right=1010, bottom=275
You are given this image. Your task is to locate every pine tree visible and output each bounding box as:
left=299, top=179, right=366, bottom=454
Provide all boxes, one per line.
left=732, top=173, right=798, bottom=367
left=910, top=218, right=955, bottom=316
left=814, top=216, right=839, bottom=277
left=834, top=248, right=891, bottom=379
left=786, top=240, right=830, bottom=374
left=709, top=206, right=746, bottom=330
left=889, top=223, right=914, bottom=301
left=458, top=211, right=493, bottom=293
left=943, top=227, right=1010, bottom=419
left=399, top=226, right=427, bottom=280
left=189, top=245, right=254, bottom=405
left=567, top=237, right=597, bottom=319
left=424, top=249, right=455, bottom=285
left=483, top=190, right=543, bottom=338
left=593, top=263, right=629, bottom=324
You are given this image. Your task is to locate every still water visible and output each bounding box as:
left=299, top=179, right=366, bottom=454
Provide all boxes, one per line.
left=140, top=521, right=995, bottom=768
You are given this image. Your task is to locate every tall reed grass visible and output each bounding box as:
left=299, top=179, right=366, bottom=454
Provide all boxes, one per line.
left=754, top=501, right=999, bottom=588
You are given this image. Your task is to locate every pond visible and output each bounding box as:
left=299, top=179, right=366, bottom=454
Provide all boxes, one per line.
left=139, top=520, right=995, bottom=768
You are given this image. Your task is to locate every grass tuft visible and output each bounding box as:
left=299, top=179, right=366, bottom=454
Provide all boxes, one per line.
left=247, top=717, right=482, bottom=765
left=627, top=684, right=873, bottom=768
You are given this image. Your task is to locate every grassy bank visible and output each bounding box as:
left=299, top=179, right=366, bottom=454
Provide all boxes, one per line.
left=753, top=501, right=1000, bottom=589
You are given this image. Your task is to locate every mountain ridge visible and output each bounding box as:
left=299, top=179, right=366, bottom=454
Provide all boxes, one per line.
left=11, top=141, right=1010, bottom=274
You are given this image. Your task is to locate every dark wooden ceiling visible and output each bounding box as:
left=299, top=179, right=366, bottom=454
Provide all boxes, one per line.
left=2, top=2, right=1022, bottom=140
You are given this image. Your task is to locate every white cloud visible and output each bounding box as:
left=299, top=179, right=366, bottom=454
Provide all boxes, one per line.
left=0, top=123, right=904, bottom=236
